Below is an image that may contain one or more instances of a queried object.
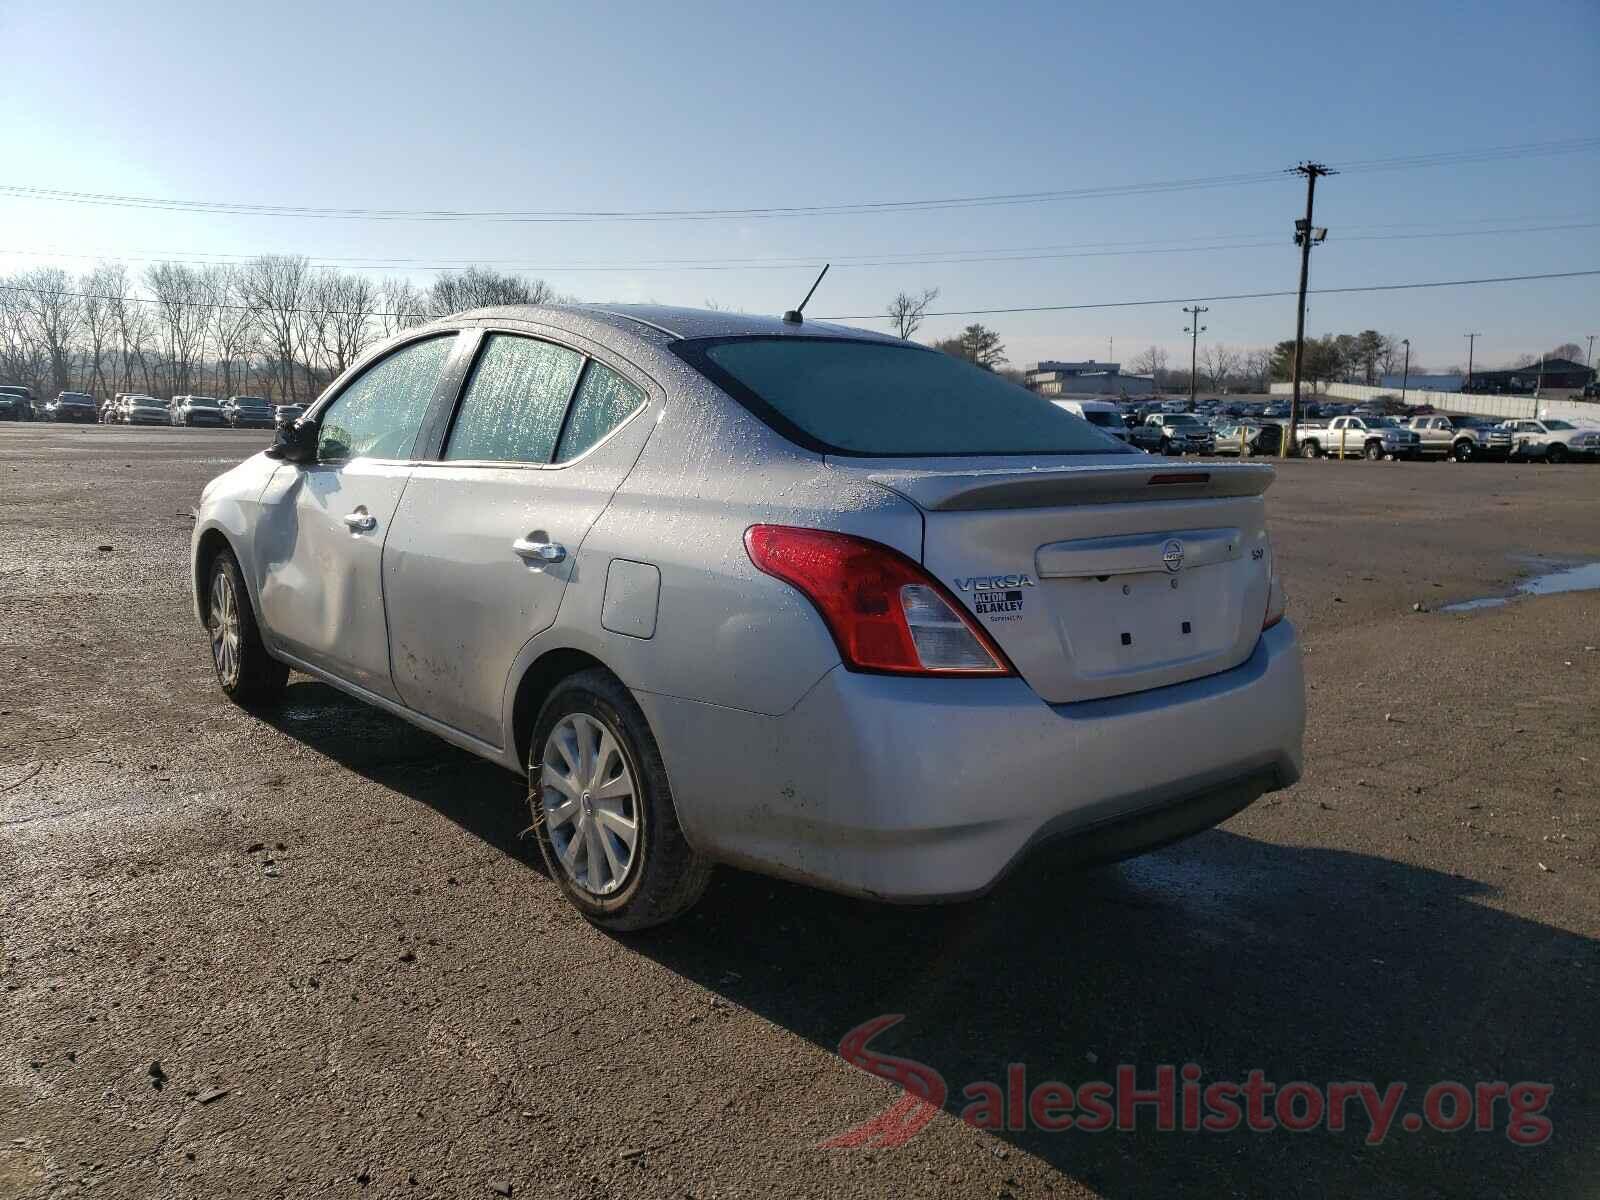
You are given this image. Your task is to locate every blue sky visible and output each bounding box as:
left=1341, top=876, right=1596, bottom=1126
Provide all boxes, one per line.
left=1, top=0, right=1595, bottom=371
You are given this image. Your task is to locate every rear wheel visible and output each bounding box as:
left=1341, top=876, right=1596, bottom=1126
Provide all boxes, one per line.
left=1300, top=440, right=1321, bottom=459
left=529, top=669, right=711, bottom=931
left=207, top=549, right=288, bottom=706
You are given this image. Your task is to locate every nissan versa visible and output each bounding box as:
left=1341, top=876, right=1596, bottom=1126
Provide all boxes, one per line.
left=191, top=306, right=1304, bottom=929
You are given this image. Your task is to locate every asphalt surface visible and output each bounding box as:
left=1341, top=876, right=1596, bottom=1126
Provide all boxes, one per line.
left=1, top=425, right=1596, bottom=1199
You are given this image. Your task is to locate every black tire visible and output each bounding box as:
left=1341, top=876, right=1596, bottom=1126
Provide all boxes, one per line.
left=528, top=668, right=711, bottom=931
left=1546, top=443, right=1568, bottom=464
left=1159, top=437, right=1173, bottom=456
left=1364, top=441, right=1384, bottom=461
left=1452, top=440, right=1473, bottom=463
left=206, top=548, right=287, bottom=706
left=1300, top=440, right=1321, bottom=459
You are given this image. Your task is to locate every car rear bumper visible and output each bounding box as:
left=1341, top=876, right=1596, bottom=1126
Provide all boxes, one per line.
left=638, top=619, right=1304, bottom=901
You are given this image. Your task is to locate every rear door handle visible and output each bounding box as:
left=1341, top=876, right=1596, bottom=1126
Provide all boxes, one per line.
left=513, top=537, right=566, bottom=564
left=343, top=508, right=377, bottom=533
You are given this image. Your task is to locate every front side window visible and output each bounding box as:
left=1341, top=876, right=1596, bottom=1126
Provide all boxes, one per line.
left=317, top=335, right=453, bottom=462
left=683, top=337, right=1130, bottom=457
left=555, top=361, right=646, bottom=462
left=445, top=334, right=583, bottom=464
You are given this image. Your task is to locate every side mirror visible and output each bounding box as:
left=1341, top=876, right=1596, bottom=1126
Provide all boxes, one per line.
left=266, top=418, right=318, bottom=464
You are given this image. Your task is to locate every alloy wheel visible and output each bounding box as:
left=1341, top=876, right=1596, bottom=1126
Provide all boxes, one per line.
left=540, top=713, right=640, bottom=896
left=210, top=571, right=241, bottom=688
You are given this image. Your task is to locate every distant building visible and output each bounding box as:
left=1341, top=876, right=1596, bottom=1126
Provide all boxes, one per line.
left=1023, top=360, right=1155, bottom=398
left=1464, top=358, right=1594, bottom=395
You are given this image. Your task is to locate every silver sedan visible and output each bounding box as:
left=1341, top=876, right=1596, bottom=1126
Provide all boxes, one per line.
left=191, top=306, right=1304, bottom=929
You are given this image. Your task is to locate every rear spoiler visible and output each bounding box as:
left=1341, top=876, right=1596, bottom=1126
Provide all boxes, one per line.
left=868, top=462, right=1275, bottom=512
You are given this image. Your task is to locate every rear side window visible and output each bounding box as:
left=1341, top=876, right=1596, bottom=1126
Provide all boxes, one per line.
left=318, top=335, right=453, bottom=462
left=555, top=362, right=645, bottom=462
left=683, top=338, right=1130, bottom=457
left=445, top=334, right=583, bottom=463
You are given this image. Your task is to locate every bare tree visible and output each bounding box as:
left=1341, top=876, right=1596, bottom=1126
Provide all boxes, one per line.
left=145, top=262, right=212, bottom=395
left=426, top=267, right=561, bottom=319
left=241, top=255, right=311, bottom=402
left=1131, top=345, right=1169, bottom=379
left=1242, top=347, right=1273, bottom=393
left=78, top=264, right=126, bottom=397
left=306, top=271, right=379, bottom=383
left=107, top=279, right=156, bottom=393
left=13, top=268, right=82, bottom=393
left=0, top=276, right=47, bottom=392
left=1202, top=343, right=1241, bottom=391
left=378, top=278, right=429, bottom=336
left=206, top=266, right=255, bottom=398
left=885, top=287, right=940, bottom=340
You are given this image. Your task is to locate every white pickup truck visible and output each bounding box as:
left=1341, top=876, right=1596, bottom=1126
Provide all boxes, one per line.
left=1404, top=415, right=1513, bottom=462
left=1294, top=416, right=1422, bottom=461
left=1501, top=419, right=1600, bottom=463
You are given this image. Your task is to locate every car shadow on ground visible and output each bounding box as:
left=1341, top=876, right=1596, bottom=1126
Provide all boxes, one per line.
left=264, top=679, right=1597, bottom=1198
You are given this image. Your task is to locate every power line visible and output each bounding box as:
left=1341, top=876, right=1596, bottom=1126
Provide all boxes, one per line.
left=2, top=138, right=1594, bottom=225
left=5, top=268, right=1593, bottom=322
left=4, top=211, right=1590, bottom=268
left=814, top=270, right=1600, bottom=321
left=0, top=220, right=1594, bottom=276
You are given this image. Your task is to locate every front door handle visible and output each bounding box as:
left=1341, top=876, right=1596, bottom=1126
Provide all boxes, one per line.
left=513, top=537, right=566, bottom=564
left=343, top=508, right=377, bottom=533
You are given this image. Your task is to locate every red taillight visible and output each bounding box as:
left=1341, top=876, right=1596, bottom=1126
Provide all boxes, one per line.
left=743, top=525, right=1014, bottom=677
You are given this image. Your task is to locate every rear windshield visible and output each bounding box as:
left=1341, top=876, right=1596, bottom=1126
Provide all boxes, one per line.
left=680, top=337, right=1132, bottom=457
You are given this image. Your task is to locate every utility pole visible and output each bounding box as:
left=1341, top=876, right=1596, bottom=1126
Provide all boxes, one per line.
left=1465, top=333, right=1480, bottom=392
left=1400, top=338, right=1411, bottom=405
left=1183, top=306, right=1208, bottom=406
left=1585, top=334, right=1595, bottom=374
left=1281, top=162, right=1335, bottom=458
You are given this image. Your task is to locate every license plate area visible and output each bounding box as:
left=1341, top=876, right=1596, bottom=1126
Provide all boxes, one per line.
left=1048, top=567, right=1235, bottom=678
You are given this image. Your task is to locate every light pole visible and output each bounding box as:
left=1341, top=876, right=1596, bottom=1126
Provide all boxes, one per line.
left=1400, top=338, right=1411, bottom=406
left=1183, top=305, right=1208, bottom=407
left=1465, top=333, right=1480, bottom=392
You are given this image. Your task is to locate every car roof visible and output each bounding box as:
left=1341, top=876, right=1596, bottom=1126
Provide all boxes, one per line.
left=450, top=303, right=903, bottom=346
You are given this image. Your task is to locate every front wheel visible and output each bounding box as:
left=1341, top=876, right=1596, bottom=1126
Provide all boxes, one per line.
left=529, top=669, right=711, bottom=931
left=1300, top=440, right=1322, bottom=459
left=1547, top=444, right=1568, bottom=464
left=1364, top=441, right=1384, bottom=461
left=206, top=549, right=287, bottom=706
left=1452, top=440, right=1473, bottom=463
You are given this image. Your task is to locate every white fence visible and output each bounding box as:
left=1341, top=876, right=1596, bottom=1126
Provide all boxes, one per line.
left=1267, top=381, right=1599, bottom=425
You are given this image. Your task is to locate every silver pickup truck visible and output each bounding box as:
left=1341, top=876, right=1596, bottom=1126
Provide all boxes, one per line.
left=1404, top=415, right=1512, bottom=462
left=1294, top=416, right=1422, bottom=461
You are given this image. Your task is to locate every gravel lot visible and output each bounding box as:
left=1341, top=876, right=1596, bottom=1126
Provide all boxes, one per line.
left=1, top=425, right=1596, bottom=1199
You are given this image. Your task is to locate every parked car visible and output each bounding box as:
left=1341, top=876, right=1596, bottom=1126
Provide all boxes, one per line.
left=221, top=396, right=275, bottom=428
left=1502, top=419, right=1600, bottom=463
left=273, top=403, right=306, bottom=428
left=1296, top=415, right=1421, bottom=460
left=191, top=305, right=1304, bottom=929
left=123, top=395, right=171, bottom=426
left=0, top=384, right=35, bottom=421
left=1051, top=398, right=1129, bottom=443
left=172, top=395, right=225, bottom=427
left=1404, top=414, right=1511, bottom=462
left=1211, top=419, right=1282, bottom=457
left=1142, top=411, right=1215, bottom=456
left=102, top=394, right=127, bottom=422
left=43, top=391, right=98, bottom=423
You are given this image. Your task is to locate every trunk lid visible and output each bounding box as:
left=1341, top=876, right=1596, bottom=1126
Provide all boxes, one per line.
left=859, top=457, right=1276, bottom=704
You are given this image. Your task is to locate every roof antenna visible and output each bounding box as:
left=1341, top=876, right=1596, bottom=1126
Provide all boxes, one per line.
left=783, top=263, right=830, bottom=324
